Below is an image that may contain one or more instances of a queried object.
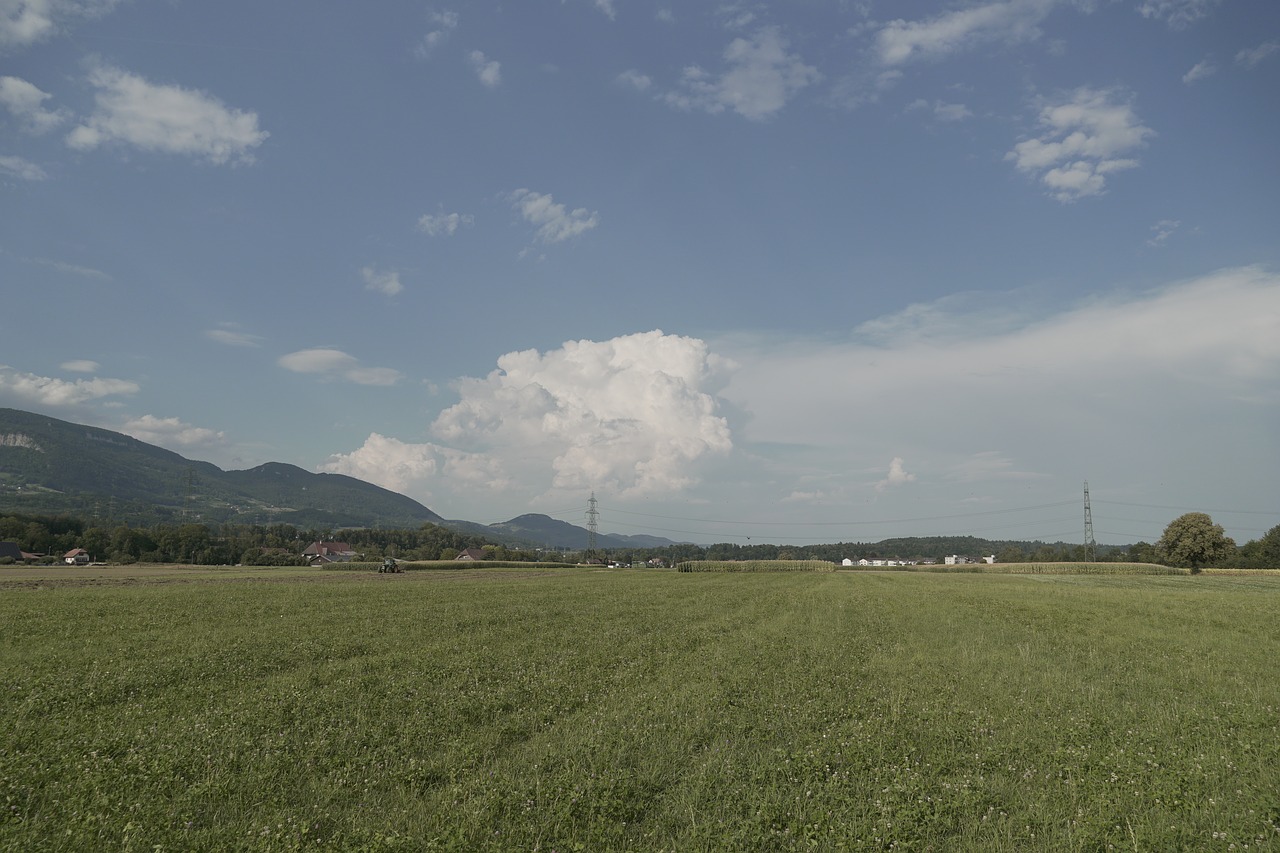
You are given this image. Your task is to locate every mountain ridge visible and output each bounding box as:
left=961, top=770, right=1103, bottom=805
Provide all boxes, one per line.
left=0, top=408, right=682, bottom=547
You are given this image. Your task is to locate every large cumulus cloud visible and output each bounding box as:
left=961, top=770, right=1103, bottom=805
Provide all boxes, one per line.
left=323, top=331, right=735, bottom=512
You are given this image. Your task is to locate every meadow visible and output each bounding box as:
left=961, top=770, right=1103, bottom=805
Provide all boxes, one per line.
left=2, top=567, right=1277, bottom=851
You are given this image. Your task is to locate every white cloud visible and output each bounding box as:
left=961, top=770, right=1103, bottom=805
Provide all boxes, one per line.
left=427, top=330, right=734, bottom=501
left=414, top=10, right=458, bottom=58
left=416, top=210, right=474, bottom=236
left=1146, top=219, right=1180, bottom=247
left=656, top=9, right=675, bottom=24
left=616, top=69, right=652, bottom=91
left=946, top=451, right=1045, bottom=483
left=277, top=348, right=402, bottom=386
left=0, top=75, right=68, bottom=132
left=29, top=256, right=110, bottom=279
left=66, top=63, right=268, bottom=165
left=718, top=268, right=1280, bottom=509
left=469, top=50, right=501, bottom=87
left=908, top=98, right=973, bottom=121
left=361, top=265, right=403, bottom=296
left=875, top=0, right=1055, bottom=66
left=0, top=0, right=121, bottom=48
left=320, top=433, right=511, bottom=501
left=1137, top=0, right=1222, bottom=29
left=876, top=457, right=917, bottom=491
left=1182, top=58, right=1217, bottom=83
left=664, top=26, right=820, bottom=121
left=0, top=364, right=138, bottom=405
left=589, top=0, right=616, bottom=20
left=60, top=359, right=99, bottom=373
left=122, top=414, right=227, bottom=450
left=205, top=325, right=262, bottom=347
left=321, top=329, right=743, bottom=510
left=1236, top=41, right=1279, bottom=68
left=1006, top=87, right=1153, bottom=201
left=510, top=188, right=599, bottom=244
left=0, top=153, right=45, bottom=180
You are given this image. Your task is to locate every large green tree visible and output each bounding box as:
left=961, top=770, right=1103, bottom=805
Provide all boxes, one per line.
left=1157, top=512, right=1235, bottom=572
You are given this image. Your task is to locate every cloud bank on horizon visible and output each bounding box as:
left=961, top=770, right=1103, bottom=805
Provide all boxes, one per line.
left=2, top=0, right=1278, bottom=544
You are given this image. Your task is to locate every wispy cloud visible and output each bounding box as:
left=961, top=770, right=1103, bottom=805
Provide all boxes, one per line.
left=907, top=98, right=973, bottom=122
left=616, top=69, right=652, bottom=91
left=469, top=50, right=501, bottom=87
left=0, top=0, right=123, bottom=48
left=1137, top=0, right=1222, bottom=29
left=417, top=210, right=474, bottom=236
left=1146, top=219, right=1181, bottom=247
left=29, top=256, right=111, bottom=279
left=66, top=62, right=269, bottom=165
left=1006, top=87, right=1153, bottom=201
left=1182, top=58, right=1217, bottom=83
left=278, top=348, right=402, bottom=386
left=414, top=10, right=458, bottom=58
left=205, top=325, right=262, bottom=348
left=664, top=26, right=820, bottom=121
left=0, top=154, right=47, bottom=180
left=717, top=266, right=1280, bottom=509
left=60, top=359, right=100, bottom=373
left=510, top=188, right=599, bottom=244
left=0, top=75, right=69, bottom=133
left=875, top=0, right=1054, bottom=66
left=1236, top=41, right=1279, bottom=68
left=123, top=414, right=227, bottom=450
left=361, top=265, right=403, bottom=296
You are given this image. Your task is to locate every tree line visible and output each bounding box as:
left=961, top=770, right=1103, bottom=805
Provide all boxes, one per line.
left=0, top=514, right=541, bottom=565
left=0, top=511, right=1275, bottom=569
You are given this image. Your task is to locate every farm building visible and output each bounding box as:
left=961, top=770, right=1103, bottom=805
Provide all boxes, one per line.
left=302, top=541, right=360, bottom=564
left=0, top=541, right=26, bottom=562
left=455, top=548, right=487, bottom=561
left=63, top=548, right=91, bottom=565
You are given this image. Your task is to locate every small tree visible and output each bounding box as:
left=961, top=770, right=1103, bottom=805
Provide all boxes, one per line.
left=1157, top=512, right=1235, bottom=573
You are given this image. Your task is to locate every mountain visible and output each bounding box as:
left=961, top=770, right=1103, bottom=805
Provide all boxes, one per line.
left=440, top=514, right=683, bottom=550
left=0, top=408, right=445, bottom=529
left=476, top=514, right=680, bottom=548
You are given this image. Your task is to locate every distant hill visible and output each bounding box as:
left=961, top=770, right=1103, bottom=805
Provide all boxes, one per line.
left=0, top=408, right=446, bottom=529
left=444, top=513, right=683, bottom=550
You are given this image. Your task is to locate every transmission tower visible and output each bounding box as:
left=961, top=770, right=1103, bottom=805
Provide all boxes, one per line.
left=1083, top=481, right=1097, bottom=562
left=586, top=491, right=599, bottom=557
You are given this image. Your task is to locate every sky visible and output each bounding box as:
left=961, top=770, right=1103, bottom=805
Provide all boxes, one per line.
left=2, top=0, right=1278, bottom=547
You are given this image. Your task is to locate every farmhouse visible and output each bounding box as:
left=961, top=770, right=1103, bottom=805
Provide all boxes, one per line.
left=63, top=548, right=91, bottom=565
left=302, top=541, right=360, bottom=564
left=455, top=548, right=487, bottom=561
left=0, top=541, right=26, bottom=562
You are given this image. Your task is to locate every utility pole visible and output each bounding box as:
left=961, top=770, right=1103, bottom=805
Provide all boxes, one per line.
left=1083, top=481, right=1097, bottom=562
left=586, top=491, right=599, bottom=558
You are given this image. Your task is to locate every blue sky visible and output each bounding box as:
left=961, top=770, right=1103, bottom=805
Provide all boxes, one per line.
left=2, top=0, right=1278, bottom=546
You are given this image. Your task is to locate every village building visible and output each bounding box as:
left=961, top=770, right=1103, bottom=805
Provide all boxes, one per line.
left=302, top=541, right=360, bottom=565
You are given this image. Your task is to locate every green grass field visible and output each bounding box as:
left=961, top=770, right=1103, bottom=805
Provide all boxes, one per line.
left=2, top=568, right=1277, bottom=851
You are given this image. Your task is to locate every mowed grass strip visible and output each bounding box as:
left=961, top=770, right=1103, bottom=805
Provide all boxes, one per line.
left=1, top=572, right=1278, bottom=851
